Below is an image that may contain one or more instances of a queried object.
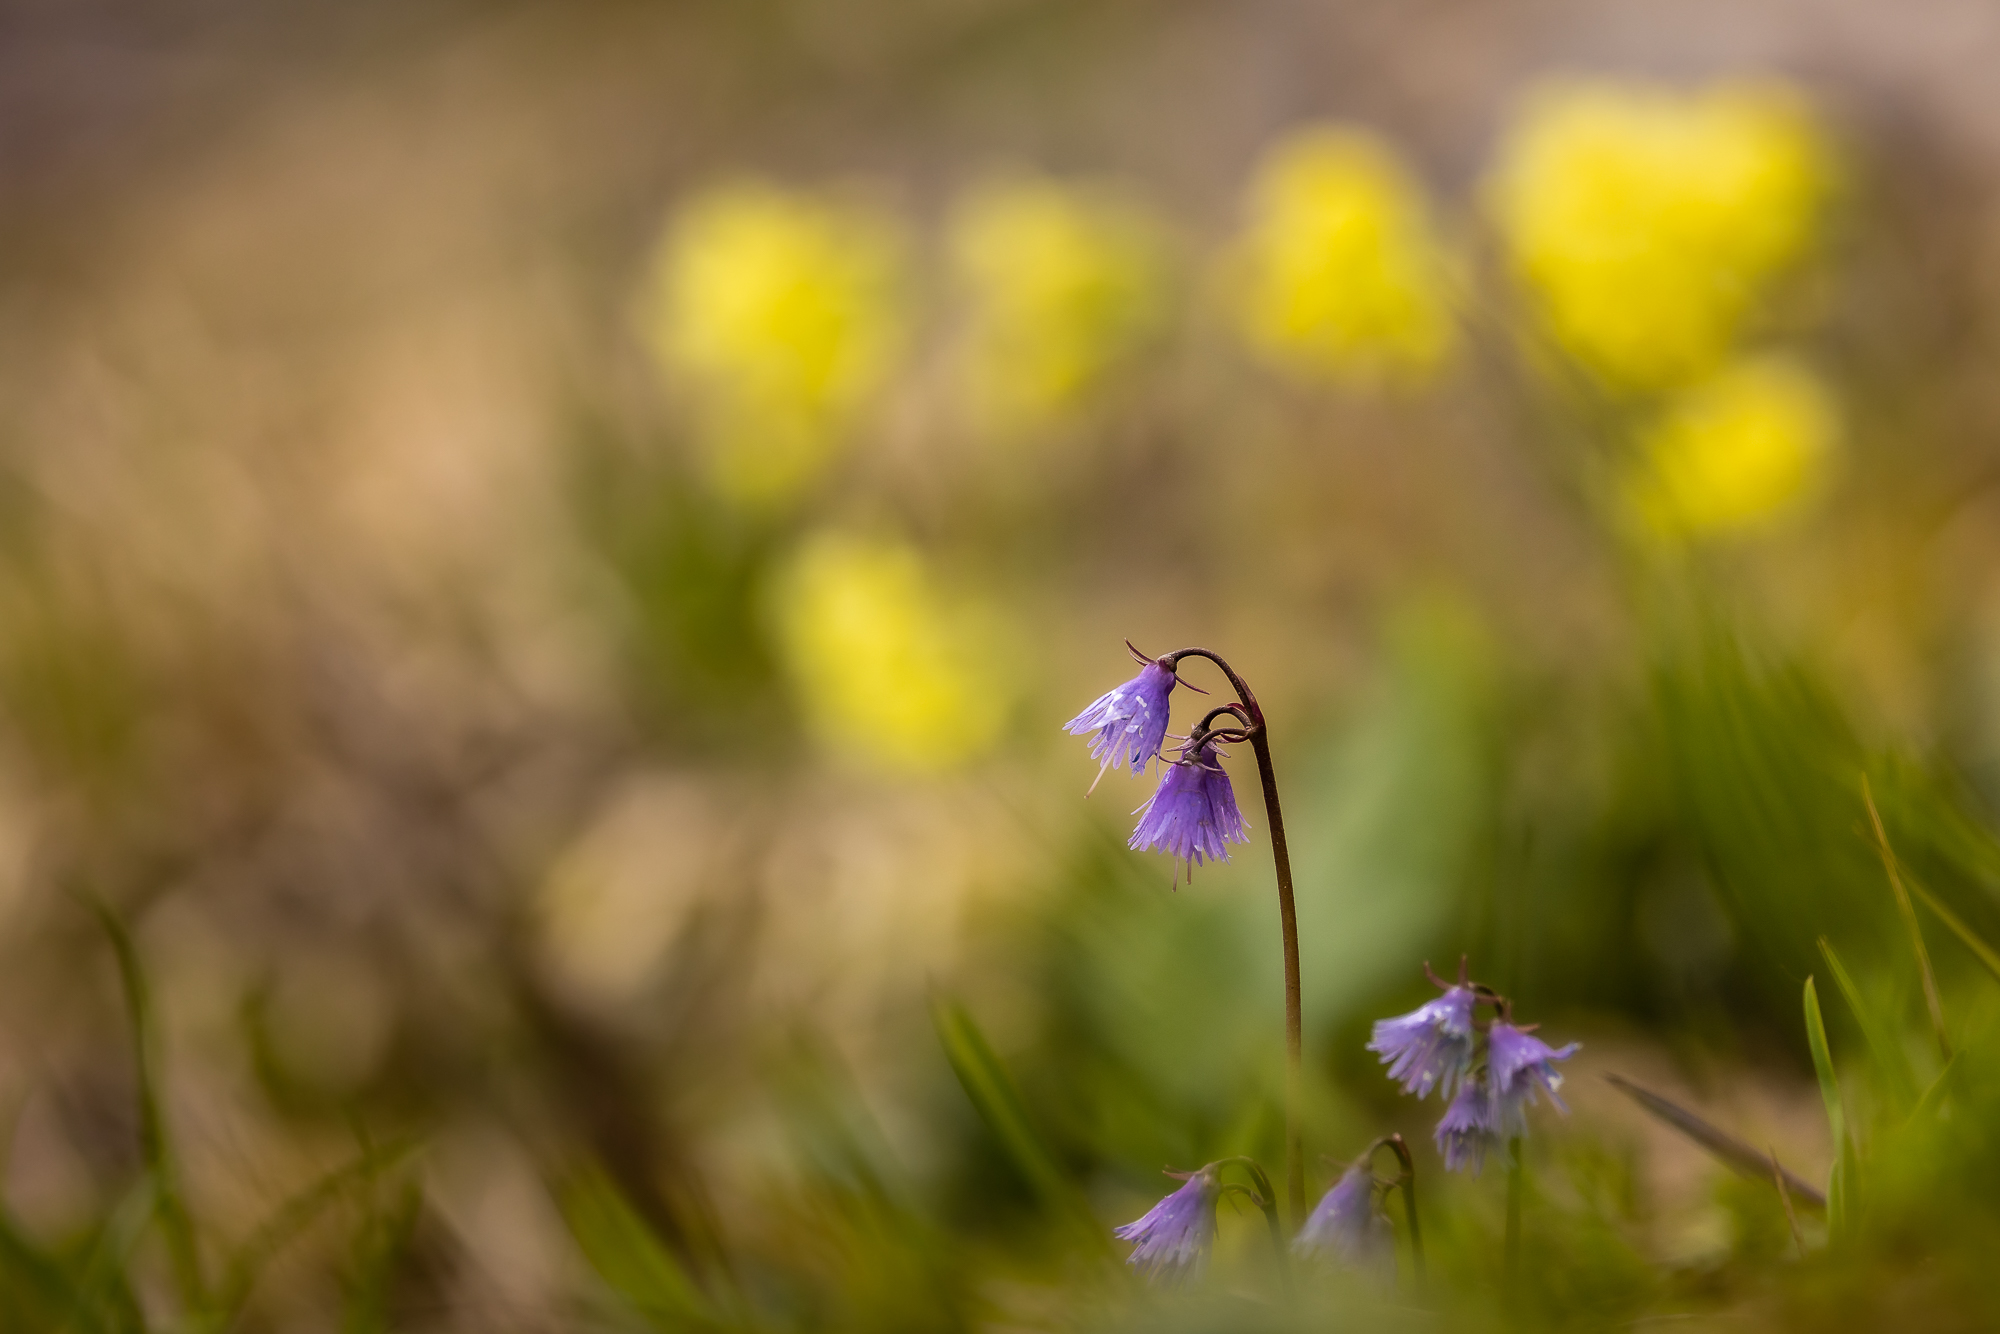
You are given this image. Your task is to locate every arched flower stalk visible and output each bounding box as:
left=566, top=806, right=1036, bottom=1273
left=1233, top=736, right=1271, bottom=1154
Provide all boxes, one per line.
left=1066, top=645, right=1308, bottom=1224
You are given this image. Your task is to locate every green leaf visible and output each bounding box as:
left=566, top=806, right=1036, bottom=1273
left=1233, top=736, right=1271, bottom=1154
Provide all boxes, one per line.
left=930, top=997, right=1107, bottom=1252
left=1816, top=937, right=1918, bottom=1107
left=1804, top=976, right=1859, bottom=1239
left=558, top=1163, right=716, bottom=1329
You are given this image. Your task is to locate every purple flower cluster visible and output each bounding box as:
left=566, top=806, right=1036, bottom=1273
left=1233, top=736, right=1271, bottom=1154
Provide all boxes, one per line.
left=1065, top=652, right=1251, bottom=878
left=1369, top=969, right=1578, bottom=1174
left=1113, top=1169, right=1219, bottom=1282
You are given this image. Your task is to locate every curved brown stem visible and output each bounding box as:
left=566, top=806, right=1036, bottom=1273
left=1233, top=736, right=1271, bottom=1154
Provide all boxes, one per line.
left=1164, top=648, right=1305, bottom=1228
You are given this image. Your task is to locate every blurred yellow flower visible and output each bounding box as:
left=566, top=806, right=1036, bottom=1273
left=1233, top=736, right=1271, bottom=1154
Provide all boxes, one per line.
left=772, top=533, right=1010, bottom=772
left=1629, top=355, right=1837, bottom=538
left=949, top=176, right=1170, bottom=432
left=1226, top=126, right=1456, bottom=385
left=646, top=181, right=904, bottom=505
left=1490, top=79, right=1830, bottom=393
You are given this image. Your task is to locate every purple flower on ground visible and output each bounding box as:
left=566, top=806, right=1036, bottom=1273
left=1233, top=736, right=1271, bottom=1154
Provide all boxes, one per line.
left=1128, top=740, right=1249, bottom=876
left=1435, top=1078, right=1502, bottom=1175
left=1114, top=1168, right=1218, bottom=1282
left=1487, top=1022, right=1580, bottom=1136
left=1368, top=985, right=1477, bottom=1101
left=1294, top=1160, right=1391, bottom=1270
left=1065, top=658, right=1179, bottom=784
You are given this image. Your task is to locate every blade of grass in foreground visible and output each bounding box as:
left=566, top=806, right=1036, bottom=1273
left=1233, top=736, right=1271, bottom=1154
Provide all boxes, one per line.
left=1907, top=878, right=2000, bottom=986
left=931, top=997, right=1109, bottom=1253
left=94, top=898, right=207, bottom=1311
left=559, top=1162, right=717, bottom=1330
left=1863, top=777, right=1952, bottom=1061
left=1603, top=1074, right=1824, bottom=1209
left=1804, top=977, right=1856, bottom=1239
left=1817, top=937, right=1918, bottom=1107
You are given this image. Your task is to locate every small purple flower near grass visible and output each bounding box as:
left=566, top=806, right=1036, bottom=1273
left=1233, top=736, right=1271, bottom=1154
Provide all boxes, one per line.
left=1129, top=739, right=1249, bottom=878
left=1294, top=1160, right=1392, bottom=1270
left=1065, top=650, right=1179, bottom=787
left=1434, top=1079, right=1501, bottom=1174
left=1487, top=1021, right=1579, bottom=1137
left=1114, top=1167, right=1219, bottom=1282
left=1368, top=984, right=1476, bottom=1101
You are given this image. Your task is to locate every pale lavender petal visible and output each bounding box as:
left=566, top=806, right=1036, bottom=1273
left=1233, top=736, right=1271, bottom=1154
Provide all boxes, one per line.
left=1293, top=1160, right=1391, bottom=1271
left=1113, top=1170, right=1218, bottom=1282
left=1368, top=985, right=1477, bottom=1101
left=1065, top=660, right=1178, bottom=776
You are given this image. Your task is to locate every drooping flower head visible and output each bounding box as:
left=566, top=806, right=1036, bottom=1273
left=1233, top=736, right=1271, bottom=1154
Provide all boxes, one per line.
left=1368, top=983, right=1477, bottom=1101
left=1114, top=1167, right=1219, bottom=1282
left=1129, top=738, right=1249, bottom=878
left=1294, top=1159, right=1392, bottom=1270
left=1434, top=1078, right=1501, bottom=1175
left=1064, top=650, right=1179, bottom=784
left=1487, top=1021, right=1580, bottom=1137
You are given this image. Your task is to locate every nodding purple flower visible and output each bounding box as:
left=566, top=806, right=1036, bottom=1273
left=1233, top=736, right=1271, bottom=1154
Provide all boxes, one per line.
left=1294, top=1160, right=1392, bottom=1270
left=1435, top=1078, right=1502, bottom=1175
left=1487, top=1022, right=1579, bottom=1137
left=1368, top=985, right=1477, bottom=1101
left=1128, top=740, right=1249, bottom=877
left=1065, top=657, right=1179, bottom=785
left=1114, top=1167, right=1218, bottom=1282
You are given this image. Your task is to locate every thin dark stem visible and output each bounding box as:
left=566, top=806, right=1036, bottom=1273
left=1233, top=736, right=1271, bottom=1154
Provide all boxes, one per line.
left=1380, top=1134, right=1424, bottom=1289
left=1166, top=648, right=1305, bottom=1228
left=1216, top=1157, right=1291, bottom=1294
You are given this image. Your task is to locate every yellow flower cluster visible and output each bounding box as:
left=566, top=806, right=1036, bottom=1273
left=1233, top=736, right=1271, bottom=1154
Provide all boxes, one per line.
left=950, top=176, right=1170, bottom=434
left=1225, top=126, right=1456, bottom=385
left=1489, top=79, right=1829, bottom=393
left=772, top=534, right=1009, bottom=772
left=1628, top=355, right=1837, bottom=538
left=646, top=181, right=904, bottom=506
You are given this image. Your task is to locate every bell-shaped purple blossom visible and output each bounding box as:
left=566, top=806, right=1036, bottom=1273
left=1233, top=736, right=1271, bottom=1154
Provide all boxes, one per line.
left=1128, top=740, right=1249, bottom=876
left=1368, top=985, right=1477, bottom=1101
left=1113, top=1168, right=1218, bottom=1282
left=1293, top=1160, right=1391, bottom=1270
left=1435, top=1078, right=1502, bottom=1175
left=1487, top=1022, right=1579, bottom=1137
left=1065, top=659, right=1179, bottom=783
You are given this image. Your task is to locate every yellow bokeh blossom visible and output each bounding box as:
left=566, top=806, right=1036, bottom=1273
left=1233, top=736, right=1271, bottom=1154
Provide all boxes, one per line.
left=1629, top=354, right=1837, bottom=539
left=1489, top=79, right=1830, bottom=393
left=646, top=181, right=904, bottom=505
left=1226, top=125, right=1456, bottom=385
left=772, top=533, right=1010, bottom=772
left=949, top=176, right=1170, bottom=433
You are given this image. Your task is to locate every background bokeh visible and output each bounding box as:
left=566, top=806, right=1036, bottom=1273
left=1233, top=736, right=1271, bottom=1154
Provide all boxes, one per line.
left=10, top=1, right=2000, bottom=1329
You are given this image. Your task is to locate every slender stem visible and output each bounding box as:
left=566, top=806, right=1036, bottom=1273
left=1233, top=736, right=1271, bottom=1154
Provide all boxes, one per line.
left=1769, top=1145, right=1805, bottom=1260
left=1215, top=1157, right=1291, bottom=1293
left=1381, top=1134, right=1424, bottom=1289
left=1167, top=648, right=1305, bottom=1227
left=1862, top=776, right=1952, bottom=1061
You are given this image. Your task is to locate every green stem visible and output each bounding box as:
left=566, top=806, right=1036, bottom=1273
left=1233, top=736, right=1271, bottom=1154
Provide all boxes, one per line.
left=1382, top=1134, right=1424, bottom=1289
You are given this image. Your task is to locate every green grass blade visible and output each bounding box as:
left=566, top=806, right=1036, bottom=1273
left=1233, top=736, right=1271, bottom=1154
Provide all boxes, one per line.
left=341, top=1180, right=421, bottom=1334
left=1903, top=1053, right=1961, bottom=1133
left=209, top=1137, right=421, bottom=1325
left=1804, top=976, right=1856, bottom=1239
left=93, top=899, right=206, bottom=1311
left=557, top=1162, right=716, bottom=1329
left=66, top=1176, right=158, bottom=1334
left=0, top=1203, right=90, bottom=1331
left=1908, top=878, right=2000, bottom=986
left=1817, top=937, right=1919, bottom=1107
left=1864, top=778, right=1952, bottom=1061
left=930, top=997, right=1107, bottom=1251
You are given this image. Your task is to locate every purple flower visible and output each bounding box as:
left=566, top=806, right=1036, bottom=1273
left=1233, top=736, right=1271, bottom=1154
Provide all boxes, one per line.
left=1128, top=741, right=1249, bottom=876
left=1487, top=1022, right=1579, bottom=1137
left=1294, top=1160, right=1391, bottom=1270
left=1435, top=1078, right=1501, bottom=1175
left=1114, top=1168, right=1218, bottom=1282
left=1368, top=985, right=1477, bottom=1101
left=1065, top=658, right=1179, bottom=784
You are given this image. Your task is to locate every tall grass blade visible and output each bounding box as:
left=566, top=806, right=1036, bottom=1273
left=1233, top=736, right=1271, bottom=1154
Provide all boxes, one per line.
left=1907, top=879, right=2000, bottom=986
left=1903, top=1053, right=1961, bottom=1132
left=1816, top=936, right=1918, bottom=1106
left=1804, top=977, right=1855, bottom=1238
left=558, top=1162, right=716, bottom=1328
left=1603, top=1073, right=1825, bottom=1209
left=930, top=997, right=1107, bottom=1251
left=93, top=899, right=207, bottom=1311
left=1863, top=777, right=1952, bottom=1060
left=66, top=1176, right=157, bottom=1334
left=341, top=1180, right=421, bottom=1334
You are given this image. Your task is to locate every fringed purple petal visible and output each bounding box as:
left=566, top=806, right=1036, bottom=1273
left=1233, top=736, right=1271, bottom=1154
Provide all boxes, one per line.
left=1128, top=741, right=1250, bottom=876
left=1435, top=1078, right=1502, bottom=1175
left=1367, top=986, right=1477, bottom=1100
left=1065, top=661, right=1178, bottom=777
left=1113, top=1171, right=1217, bottom=1282
left=1294, top=1161, right=1391, bottom=1272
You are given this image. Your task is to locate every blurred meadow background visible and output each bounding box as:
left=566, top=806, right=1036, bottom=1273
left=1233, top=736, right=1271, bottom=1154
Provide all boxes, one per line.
left=11, top=0, right=2000, bottom=1329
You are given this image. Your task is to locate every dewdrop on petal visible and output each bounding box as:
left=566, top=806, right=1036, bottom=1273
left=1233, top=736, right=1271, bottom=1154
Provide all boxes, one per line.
left=1226, top=125, right=1456, bottom=386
